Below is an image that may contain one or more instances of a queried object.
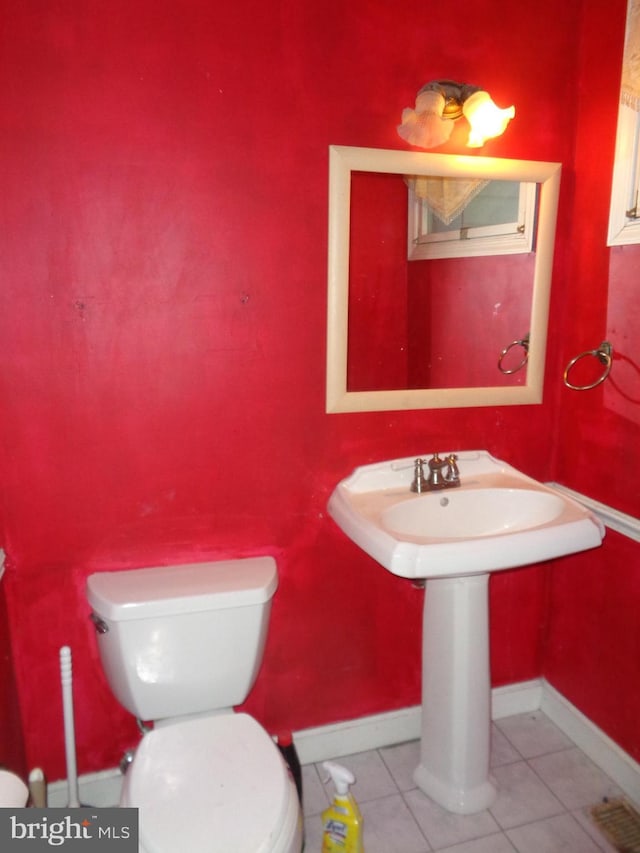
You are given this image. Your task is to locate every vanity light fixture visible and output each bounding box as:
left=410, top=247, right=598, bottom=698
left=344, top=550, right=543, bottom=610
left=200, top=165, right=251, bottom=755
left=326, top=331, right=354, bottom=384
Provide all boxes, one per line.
left=398, top=80, right=515, bottom=149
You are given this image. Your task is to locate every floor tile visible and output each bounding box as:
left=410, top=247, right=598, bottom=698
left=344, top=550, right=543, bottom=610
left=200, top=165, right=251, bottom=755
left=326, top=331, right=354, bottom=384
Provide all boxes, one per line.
left=404, top=788, right=500, bottom=850
left=317, top=749, right=399, bottom=803
left=360, top=793, right=431, bottom=853
left=305, top=791, right=430, bottom=853
left=528, top=747, right=623, bottom=810
left=380, top=740, right=421, bottom=792
left=299, top=710, right=632, bottom=853
left=489, top=760, right=565, bottom=829
left=303, top=811, right=325, bottom=851
left=495, top=711, right=573, bottom=758
left=505, top=812, right=604, bottom=853
left=301, top=763, right=329, bottom=816
left=490, top=723, right=521, bottom=767
left=435, top=833, right=517, bottom=853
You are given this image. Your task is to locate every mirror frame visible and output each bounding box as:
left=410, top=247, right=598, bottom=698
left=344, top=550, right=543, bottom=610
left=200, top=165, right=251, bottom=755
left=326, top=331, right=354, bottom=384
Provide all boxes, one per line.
left=326, top=145, right=561, bottom=413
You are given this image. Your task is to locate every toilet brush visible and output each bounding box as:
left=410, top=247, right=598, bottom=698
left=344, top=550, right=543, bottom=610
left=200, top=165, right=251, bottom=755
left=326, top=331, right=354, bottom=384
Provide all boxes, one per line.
left=28, top=768, right=47, bottom=807
left=59, top=646, right=81, bottom=807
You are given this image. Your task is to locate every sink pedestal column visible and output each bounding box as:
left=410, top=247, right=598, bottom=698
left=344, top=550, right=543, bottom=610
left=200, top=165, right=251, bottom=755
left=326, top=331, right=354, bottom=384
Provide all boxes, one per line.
left=414, top=573, right=497, bottom=814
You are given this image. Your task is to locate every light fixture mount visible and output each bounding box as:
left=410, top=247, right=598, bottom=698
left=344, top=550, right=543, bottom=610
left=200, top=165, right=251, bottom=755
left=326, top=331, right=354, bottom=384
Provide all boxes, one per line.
left=421, top=80, right=481, bottom=121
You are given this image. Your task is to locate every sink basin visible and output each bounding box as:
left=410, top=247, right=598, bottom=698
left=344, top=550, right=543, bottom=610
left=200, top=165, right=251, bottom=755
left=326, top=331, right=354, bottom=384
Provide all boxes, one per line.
left=382, top=488, right=566, bottom=539
left=328, top=451, right=604, bottom=579
left=328, top=451, right=606, bottom=815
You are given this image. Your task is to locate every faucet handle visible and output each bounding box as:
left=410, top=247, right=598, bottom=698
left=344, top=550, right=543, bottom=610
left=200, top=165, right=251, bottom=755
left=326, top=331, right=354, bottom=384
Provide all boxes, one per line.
left=445, top=453, right=459, bottom=481
left=411, top=458, right=428, bottom=493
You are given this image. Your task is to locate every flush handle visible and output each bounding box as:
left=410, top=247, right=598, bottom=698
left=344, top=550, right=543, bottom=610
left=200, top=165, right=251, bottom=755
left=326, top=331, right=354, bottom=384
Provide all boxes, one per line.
left=89, top=612, right=109, bottom=634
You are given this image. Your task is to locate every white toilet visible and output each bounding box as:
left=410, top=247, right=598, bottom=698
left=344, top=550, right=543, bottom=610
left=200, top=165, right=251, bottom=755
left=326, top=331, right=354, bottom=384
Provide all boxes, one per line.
left=87, top=556, right=303, bottom=853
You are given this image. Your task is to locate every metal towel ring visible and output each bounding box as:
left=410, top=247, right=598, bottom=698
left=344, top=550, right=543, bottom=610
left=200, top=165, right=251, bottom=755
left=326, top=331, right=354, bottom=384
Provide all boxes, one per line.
left=498, top=333, right=529, bottom=375
left=563, top=341, right=613, bottom=390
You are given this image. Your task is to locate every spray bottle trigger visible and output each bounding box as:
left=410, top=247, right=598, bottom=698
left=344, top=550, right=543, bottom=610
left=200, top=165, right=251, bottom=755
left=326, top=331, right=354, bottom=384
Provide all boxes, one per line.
left=322, top=761, right=355, bottom=795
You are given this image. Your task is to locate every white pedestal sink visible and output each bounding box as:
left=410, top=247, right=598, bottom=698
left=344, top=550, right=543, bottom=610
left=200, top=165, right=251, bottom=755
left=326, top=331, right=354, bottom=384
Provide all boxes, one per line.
left=328, top=451, right=605, bottom=814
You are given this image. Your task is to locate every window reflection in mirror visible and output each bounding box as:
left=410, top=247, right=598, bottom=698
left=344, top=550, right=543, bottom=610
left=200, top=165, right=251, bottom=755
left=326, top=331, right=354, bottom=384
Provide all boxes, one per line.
left=409, top=178, right=538, bottom=260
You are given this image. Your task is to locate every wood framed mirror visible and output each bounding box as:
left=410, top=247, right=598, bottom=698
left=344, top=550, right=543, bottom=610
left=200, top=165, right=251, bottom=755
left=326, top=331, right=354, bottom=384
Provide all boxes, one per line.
left=326, top=146, right=561, bottom=413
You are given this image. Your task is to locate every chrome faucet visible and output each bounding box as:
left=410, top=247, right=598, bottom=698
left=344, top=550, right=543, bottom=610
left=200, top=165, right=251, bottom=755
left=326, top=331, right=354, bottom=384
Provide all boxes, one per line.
left=411, top=453, right=460, bottom=492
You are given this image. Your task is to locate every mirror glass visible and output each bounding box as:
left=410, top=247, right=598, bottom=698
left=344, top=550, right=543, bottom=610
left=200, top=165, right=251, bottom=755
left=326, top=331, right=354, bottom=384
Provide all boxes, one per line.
left=326, top=146, right=561, bottom=413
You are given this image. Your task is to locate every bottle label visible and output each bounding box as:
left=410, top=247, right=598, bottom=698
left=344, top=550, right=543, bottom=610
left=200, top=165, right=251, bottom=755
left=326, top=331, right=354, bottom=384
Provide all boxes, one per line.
left=324, top=818, right=348, bottom=843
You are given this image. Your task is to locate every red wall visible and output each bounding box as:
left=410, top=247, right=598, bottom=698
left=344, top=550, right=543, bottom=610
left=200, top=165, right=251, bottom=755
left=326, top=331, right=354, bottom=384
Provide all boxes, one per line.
left=1, top=0, right=637, bottom=783
left=0, top=580, right=26, bottom=776
left=348, top=172, right=409, bottom=391
left=543, top=0, right=640, bottom=762
left=409, top=253, right=534, bottom=388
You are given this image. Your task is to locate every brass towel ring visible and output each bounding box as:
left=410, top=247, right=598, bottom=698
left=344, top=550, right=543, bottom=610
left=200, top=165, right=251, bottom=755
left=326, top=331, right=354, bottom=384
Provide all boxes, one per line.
left=563, top=341, right=613, bottom=390
left=498, top=334, right=529, bottom=375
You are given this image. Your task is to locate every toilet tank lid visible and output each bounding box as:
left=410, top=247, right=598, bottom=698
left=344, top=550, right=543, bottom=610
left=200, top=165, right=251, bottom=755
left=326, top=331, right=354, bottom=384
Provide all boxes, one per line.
left=87, top=557, right=278, bottom=621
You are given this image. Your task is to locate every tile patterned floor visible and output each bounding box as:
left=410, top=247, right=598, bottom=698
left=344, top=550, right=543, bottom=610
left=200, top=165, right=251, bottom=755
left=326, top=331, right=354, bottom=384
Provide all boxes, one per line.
left=302, top=711, right=628, bottom=853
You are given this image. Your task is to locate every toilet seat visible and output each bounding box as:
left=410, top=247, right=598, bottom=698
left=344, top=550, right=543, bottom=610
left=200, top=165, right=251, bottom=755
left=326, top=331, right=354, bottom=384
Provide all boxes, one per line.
left=120, top=713, right=302, bottom=853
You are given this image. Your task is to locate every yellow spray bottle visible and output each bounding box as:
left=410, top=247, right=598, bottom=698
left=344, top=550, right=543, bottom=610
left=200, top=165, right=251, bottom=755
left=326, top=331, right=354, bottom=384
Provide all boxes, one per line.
left=321, top=761, right=364, bottom=853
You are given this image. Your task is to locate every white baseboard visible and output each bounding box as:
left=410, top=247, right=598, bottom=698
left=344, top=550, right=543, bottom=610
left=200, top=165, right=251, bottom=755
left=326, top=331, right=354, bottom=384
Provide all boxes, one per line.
left=294, top=677, right=544, bottom=765
left=491, top=678, right=543, bottom=720
left=47, top=678, right=640, bottom=808
left=48, top=766, right=123, bottom=808
left=541, top=679, right=640, bottom=807
left=294, top=704, right=422, bottom=766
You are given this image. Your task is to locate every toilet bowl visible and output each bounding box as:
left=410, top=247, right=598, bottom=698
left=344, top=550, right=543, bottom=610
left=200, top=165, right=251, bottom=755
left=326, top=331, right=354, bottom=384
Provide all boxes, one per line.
left=87, top=557, right=303, bottom=853
left=121, top=715, right=303, bottom=853
left=0, top=770, right=28, bottom=807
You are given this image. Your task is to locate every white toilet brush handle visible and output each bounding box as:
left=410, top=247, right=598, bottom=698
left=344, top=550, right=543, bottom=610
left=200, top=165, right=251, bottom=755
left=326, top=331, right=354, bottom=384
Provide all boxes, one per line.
left=28, top=767, right=47, bottom=808
left=60, top=646, right=80, bottom=808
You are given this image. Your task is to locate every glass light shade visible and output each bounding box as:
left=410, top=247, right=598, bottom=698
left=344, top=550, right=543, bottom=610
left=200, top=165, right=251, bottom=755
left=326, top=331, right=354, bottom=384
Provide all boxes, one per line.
left=397, top=90, right=454, bottom=149
left=463, top=90, right=515, bottom=147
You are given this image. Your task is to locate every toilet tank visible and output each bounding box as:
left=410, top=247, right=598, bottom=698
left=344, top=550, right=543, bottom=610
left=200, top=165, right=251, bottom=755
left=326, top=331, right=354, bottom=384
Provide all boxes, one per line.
left=87, top=557, right=278, bottom=722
